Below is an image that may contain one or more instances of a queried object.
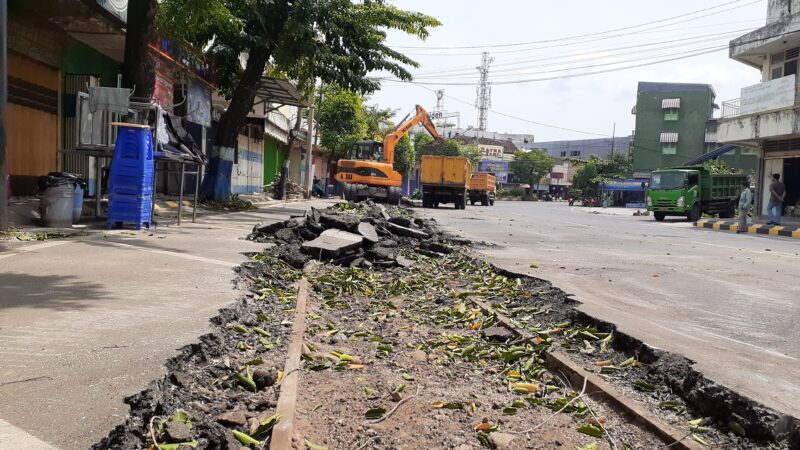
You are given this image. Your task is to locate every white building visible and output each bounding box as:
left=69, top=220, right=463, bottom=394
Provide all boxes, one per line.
left=717, top=0, right=800, bottom=220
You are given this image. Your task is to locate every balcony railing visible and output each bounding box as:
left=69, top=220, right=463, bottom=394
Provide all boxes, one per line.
left=721, top=99, right=741, bottom=118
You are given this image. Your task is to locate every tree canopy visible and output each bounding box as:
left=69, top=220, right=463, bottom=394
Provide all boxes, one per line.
left=316, top=84, right=368, bottom=160
left=156, top=0, right=440, bottom=199
left=509, top=149, right=555, bottom=187
left=394, top=134, right=415, bottom=175
left=571, top=153, right=633, bottom=201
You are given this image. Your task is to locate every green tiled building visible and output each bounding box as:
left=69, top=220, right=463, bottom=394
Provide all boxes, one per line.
left=631, top=82, right=757, bottom=176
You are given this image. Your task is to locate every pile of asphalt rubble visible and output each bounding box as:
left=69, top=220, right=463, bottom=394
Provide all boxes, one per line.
left=247, top=200, right=464, bottom=269
left=93, top=201, right=799, bottom=450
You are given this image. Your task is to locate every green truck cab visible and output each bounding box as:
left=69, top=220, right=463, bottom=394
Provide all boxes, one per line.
left=646, top=166, right=747, bottom=222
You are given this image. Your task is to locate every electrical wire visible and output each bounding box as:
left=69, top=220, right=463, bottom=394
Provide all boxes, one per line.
left=409, top=20, right=764, bottom=74
left=409, top=28, right=752, bottom=78
left=393, top=80, right=614, bottom=137
left=410, top=32, right=748, bottom=80
left=393, top=0, right=764, bottom=56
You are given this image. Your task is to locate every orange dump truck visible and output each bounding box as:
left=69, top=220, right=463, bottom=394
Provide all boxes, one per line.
left=469, top=172, right=496, bottom=206
left=420, top=155, right=472, bottom=210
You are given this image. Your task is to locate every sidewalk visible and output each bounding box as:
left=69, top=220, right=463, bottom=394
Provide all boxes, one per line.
left=0, top=199, right=333, bottom=450
left=695, top=218, right=800, bottom=238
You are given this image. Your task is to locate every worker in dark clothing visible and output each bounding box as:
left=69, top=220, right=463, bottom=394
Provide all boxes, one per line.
left=767, top=173, right=786, bottom=225
left=312, top=176, right=325, bottom=198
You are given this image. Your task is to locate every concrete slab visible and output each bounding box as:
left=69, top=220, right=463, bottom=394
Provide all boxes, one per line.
left=0, top=199, right=336, bottom=450
left=302, top=229, right=363, bottom=256
left=385, top=222, right=429, bottom=240
left=357, top=222, right=380, bottom=244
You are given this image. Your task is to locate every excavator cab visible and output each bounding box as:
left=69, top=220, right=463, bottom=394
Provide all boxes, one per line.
left=352, top=140, right=384, bottom=162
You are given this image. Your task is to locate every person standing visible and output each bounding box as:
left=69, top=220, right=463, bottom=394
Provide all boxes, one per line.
left=736, top=180, right=752, bottom=234
left=767, top=173, right=786, bottom=225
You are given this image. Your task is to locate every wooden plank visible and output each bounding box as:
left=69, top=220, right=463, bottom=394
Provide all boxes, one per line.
left=270, top=278, right=311, bottom=450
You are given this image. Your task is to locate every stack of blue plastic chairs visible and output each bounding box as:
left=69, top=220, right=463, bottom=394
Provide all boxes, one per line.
left=107, top=125, right=154, bottom=229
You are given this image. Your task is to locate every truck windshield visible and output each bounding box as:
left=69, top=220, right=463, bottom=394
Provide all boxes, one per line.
left=650, top=172, right=686, bottom=190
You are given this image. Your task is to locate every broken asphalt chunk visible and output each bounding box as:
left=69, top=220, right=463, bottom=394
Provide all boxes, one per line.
left=302, top=229, right=364, bottom=258
left=385, top=222, right=430, bottom=240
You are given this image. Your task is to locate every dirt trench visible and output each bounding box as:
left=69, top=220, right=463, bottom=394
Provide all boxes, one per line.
left=93, top=201, right=798, bottom=450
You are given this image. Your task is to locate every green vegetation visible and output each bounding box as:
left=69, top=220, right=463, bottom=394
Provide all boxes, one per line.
left=509, top=149, right=555, bottom=195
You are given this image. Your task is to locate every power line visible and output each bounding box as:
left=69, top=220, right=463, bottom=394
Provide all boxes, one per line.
left=410, top=30, right=749, bottom=80
left=408, top=20, right=764, bottom=74
left=393, top=0, right=764, bottom=56
left=392, top=80, right=613, bottom=137
left=410, top=28, right=751, bottom=77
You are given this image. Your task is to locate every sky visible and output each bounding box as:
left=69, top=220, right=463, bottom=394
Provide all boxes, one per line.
left=368, top=0, right=769, bottom=142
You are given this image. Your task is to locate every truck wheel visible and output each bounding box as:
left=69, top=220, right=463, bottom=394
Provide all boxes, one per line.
left=481, top=194, right=489, bottom=206
left=654, top=212, right=666, bottom=221
left=687, top=204, right=702, bottom=222
left=719, top=204, right=735, bottom=219
left=343, top=184, right=353, bottom=201
left=489, top=196, right=495, bottom=206
left=461, top=194, right=468, bottom=209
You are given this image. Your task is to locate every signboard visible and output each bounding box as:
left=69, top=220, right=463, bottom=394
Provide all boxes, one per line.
left=187, top=80, right=212, bottom=127
left=478, top=160, right=509, bottom=183
left=598, top=179, right=649, bottom=191
left=479, top=144, right=503, bottom=159
left=740, top=74, right=796, bottom=115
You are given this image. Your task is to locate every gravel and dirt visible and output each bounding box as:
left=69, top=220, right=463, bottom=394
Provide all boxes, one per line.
left=93, top=201, right=799, bottom=450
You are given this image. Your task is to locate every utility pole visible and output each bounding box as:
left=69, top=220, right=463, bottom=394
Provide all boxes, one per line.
left=475, top=52, right=493, bottom=132
left=304, top=82, right=315, bottom=198
left=0, top=0, right=8, bottom=231
left=610, top=122, right=616, bottom=158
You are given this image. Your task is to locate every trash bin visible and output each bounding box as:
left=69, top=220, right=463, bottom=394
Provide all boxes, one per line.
left=38, top=172, right=86, bottom=227
left=73, top=183, right=85, bottom=224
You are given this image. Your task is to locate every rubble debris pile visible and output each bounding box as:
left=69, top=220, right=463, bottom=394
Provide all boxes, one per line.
left=248, top=201, right=451, bottom=270
left=264, top=179, right=305, bottom=200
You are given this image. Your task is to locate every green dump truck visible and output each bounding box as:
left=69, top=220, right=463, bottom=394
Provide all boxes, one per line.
left=646, top=165, right=748, bottom=222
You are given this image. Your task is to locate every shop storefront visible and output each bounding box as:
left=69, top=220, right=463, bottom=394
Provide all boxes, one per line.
left=598, top=179, right=650, bottom=208
left=761, top=141, right=800, bottom=221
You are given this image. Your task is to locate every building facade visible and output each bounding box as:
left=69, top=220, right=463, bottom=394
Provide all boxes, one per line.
left=717, top=0, right=800, bottom=220
left=533, top=136, right=632, bottom=162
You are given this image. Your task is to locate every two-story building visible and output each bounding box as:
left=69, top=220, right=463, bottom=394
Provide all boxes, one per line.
left=717, top=0, right=800, bottom=221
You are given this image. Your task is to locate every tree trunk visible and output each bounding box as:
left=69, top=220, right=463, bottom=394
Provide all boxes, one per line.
left=276, top=110, right=304, bottom=199
left=121, top=0, right=158, bottom=98
left=200, top=48, right=270, bottom=201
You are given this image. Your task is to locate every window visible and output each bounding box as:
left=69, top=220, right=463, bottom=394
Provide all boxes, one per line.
left=688, top=173, right=699, bottom=187
left=741, top=147, right=758, bottom=155
left=770, top=47, right=800, bottom=80
left=560, top=150, right=567, bottom=157
left=569, top=150, right=581, bottom=156
left=662, top=143, right=677, bottom=155
left=664, top=108, right=679, bottom=121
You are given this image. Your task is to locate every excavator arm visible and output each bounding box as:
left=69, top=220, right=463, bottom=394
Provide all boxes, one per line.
left=383, top=105, right=441, bottom=166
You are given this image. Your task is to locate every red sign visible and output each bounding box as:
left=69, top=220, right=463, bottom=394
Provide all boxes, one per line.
left=550, top=172, right=564, bottom=179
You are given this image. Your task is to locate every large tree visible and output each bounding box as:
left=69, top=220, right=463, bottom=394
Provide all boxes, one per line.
left=393, top=134, right=415, bottom=175
left=509, top=149, right=555, bottom=196
left=157, top=0, right=439, bottom=200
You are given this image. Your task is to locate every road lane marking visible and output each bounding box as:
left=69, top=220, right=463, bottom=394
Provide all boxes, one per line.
left=0, top=241, right=71, bottom=261
left=691, top=241, right=800, bottom=259
left=691, top=328, right=798, bottom=361
left=0, top=419, right=60, bottom=450
left=89, top=240, right=238, bottom=267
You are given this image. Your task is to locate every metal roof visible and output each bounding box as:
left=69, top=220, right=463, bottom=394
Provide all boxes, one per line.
left=253, top=77, right=308, bottom=109
left=662, top=98, right=681, bottom=109
left=682, top=144, right=738, bottom=165
left=660, top=132, right=679, bottom=143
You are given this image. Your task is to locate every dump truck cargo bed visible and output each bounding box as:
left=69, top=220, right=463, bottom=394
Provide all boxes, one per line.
left=420, top=155, right=472, bottom=210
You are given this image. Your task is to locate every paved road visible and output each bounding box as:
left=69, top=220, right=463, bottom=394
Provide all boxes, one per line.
left=0, top=200, right=330, bottom=450
left=416, top=201, right=800, bottom=416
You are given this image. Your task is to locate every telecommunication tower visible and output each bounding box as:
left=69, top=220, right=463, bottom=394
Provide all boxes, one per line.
left=475, top=52, right=494, bottom=131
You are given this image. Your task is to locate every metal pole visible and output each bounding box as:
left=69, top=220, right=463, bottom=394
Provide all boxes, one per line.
left=610, top=123, right=616, bottom=158
left=177, top=162, right=185, bottom=225
left=0, top=0, right=9, bottom=231
left=304, top=82, right=315, bottom=197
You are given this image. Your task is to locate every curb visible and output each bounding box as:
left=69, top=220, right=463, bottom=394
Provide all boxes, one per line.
left=694, top=219, right=800, bottom=238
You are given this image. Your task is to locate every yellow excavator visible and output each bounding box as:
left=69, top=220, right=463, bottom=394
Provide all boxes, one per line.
left=335, top=104, right=441, bottom=205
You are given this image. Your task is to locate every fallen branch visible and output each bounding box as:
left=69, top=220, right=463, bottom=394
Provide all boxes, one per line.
left=353, top=434, right=386, bottom=450
left=582, top=391, right=618, bottom=450
left=509, top=377, right=588, bottom=435
left=149, top=415, right=161, bottom=450
left=369, top=383, right=421, bottom=424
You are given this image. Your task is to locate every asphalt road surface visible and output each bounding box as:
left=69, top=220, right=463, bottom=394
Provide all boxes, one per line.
left=416, top=200, right=800, bottom=417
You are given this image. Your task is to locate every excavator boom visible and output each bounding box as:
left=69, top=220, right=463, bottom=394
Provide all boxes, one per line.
left=383, top=105, right=440, bottom=166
